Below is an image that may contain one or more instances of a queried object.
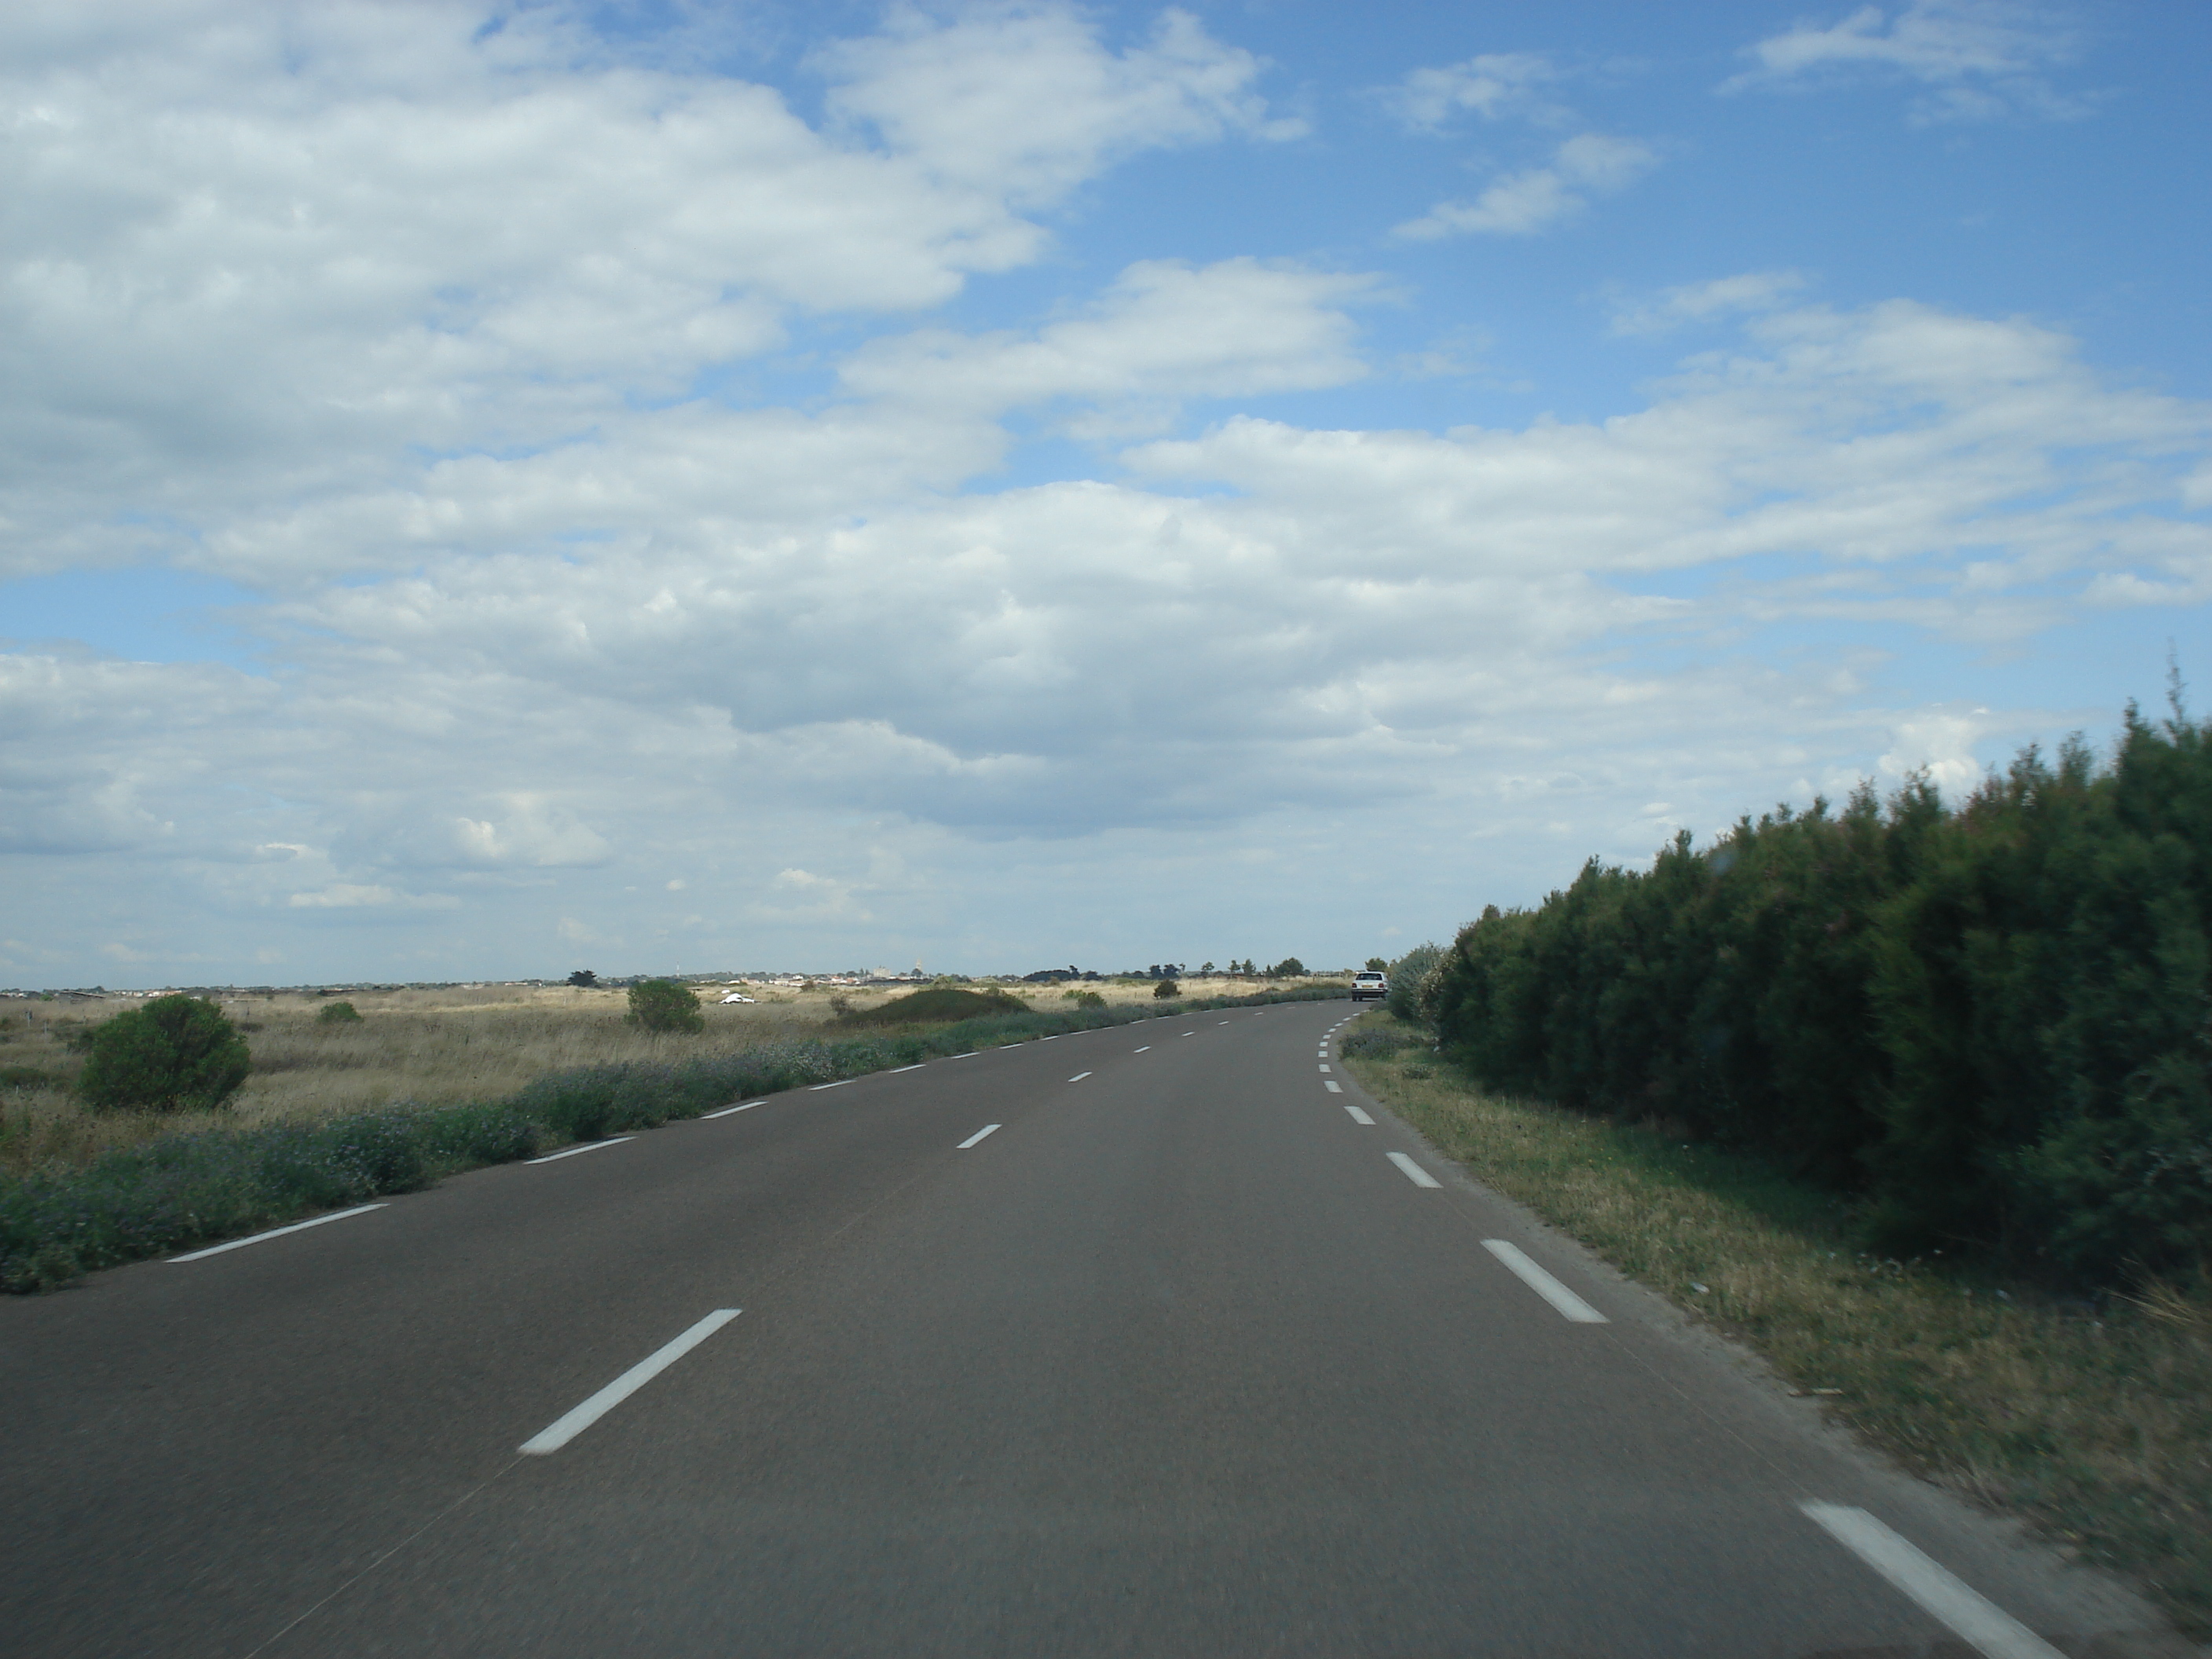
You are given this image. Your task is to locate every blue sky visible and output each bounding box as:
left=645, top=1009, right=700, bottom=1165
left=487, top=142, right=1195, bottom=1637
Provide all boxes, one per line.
left=2, top=0, right=2207, bottom=986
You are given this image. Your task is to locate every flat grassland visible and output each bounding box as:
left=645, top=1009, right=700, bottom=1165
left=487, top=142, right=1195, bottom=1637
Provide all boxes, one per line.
left=0, top=976, right=1259, bottom=1177
left=1340, top=1013, right=2212, bottom=1642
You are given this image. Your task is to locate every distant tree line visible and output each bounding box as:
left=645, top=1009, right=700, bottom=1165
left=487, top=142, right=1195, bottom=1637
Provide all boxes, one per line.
left=1408, top=698, right=2210, bottom=1286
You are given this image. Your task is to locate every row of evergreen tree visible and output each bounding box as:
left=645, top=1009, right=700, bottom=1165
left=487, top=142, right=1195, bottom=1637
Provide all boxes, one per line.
left=1409, top=699, right=2210, bottom=1285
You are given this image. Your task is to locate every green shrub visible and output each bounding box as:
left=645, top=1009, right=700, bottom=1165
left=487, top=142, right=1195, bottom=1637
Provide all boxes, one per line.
left=1385, top=942, right=1443, bottom=1025
left=316, top=1001, right=363, bottom=1025
left=0, top=1065, right=57, bottom=1089
left=77, top=995, right=251, bottom=1114
left=839, top=987, right=1030, bottom=1024
left=1063, top=989, right=1106, bottom=1008
left=626, top=979, right=705, bottom=1034
left=1152, top=978, right=1180, bottom=999
left=1269, top=957, right=1306, bottom=978
left=1420, top=699, right=2212, bottom=1285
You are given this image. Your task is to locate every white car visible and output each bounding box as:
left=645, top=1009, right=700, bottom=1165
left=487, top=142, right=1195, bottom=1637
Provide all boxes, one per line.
left=720, top=992, right=755, bottom=1004
left=1351, top=971, right=1388, bottom=1002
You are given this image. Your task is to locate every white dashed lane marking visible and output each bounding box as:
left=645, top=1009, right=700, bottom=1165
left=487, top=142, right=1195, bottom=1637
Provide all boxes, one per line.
left=1324, top=1081, right=1342, bottom=1093
left=957, top=1124, right=1001, bottom=1149
left=1387, top=1152, right=1441, bottom=1188
left=527, top=1137, right=635, bottom=1165
left=519, top=1309, right=742, bottom=1455
left=1481, top=1240, right=1607, bottom=1324
left=1800, top=1504, right=2064, bottom=1659
left=1344, top=1104, right=1374, bottom=1125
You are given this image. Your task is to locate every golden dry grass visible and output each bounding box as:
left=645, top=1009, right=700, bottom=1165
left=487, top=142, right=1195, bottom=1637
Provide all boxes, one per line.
left=1342, top=1016, right=2212, bottom=1640
left=0, top=975, right=1287, bottom=1176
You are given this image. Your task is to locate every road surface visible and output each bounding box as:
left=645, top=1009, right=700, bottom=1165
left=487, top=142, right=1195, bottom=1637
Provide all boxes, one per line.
left=1, top=1002, right=2179, bottom=1656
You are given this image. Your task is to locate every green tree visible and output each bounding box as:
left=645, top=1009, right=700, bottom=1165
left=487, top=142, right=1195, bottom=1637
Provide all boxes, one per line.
left=78, top=994, right=251, bottom=1113
left=1152, top=978, right=1181, bottom=999
left=566, top=969, right=598, bottom=987
left=1365, top=957, right=1388, bottom=972
left=627, top=978, right=705, bottom=1034
left=1269, top=957, right=1306, bottom=978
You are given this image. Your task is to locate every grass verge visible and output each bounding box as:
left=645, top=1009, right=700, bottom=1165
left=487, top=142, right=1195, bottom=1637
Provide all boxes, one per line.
left=2, top=987, right=1339, bottom=1293
left=1340, top=1016, right=2212, bottom=1641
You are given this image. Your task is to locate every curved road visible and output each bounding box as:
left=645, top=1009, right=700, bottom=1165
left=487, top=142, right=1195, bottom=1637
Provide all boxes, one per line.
left=1, top=1002, right=2175, bottom=1656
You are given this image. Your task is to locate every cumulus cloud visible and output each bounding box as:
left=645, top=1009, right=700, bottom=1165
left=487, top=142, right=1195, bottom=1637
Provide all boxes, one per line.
left=1396, top=133, right=1657, bottom=239
left=0, top=0, right=1294, bottom=582
left=840, top=257, right=1375, bottom=434
left=1727, top=1, right=2089, bottom=123
left=1610, top=271, right=1811, bottom=336
left=1385, top=53, right=1559, bottom=131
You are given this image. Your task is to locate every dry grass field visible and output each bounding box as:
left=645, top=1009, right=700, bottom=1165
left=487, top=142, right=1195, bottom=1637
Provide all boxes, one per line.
left=0, top=974, right=1272, bottom=1177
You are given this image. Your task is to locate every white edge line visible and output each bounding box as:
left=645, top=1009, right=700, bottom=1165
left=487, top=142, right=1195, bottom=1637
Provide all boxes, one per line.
left=1481, top=1239, right=1607, bottom=1323
left=948, top=1051, right=979, bottom=1060
left=1345, top=1104, right=1375, bottom=1125
left=889, top=1064, right=926, bottom=1073
left=1800, top=1504, right=2064, bottom=1659
left=701, top=1101, right=765, bottom=1119
left=1387, top=1151, right=1441, bottom=1188
left=1067, top=1071, right=1092, bottom=1082
left=956, top=1123, right=1001, bottom=1149
left=526, top=1137, right=635, bottom=1165
left=519, top=1309, right=742, bottom=1455
left=808, top=1078, right=853, bottom=1091
left=170, top=1203, right=386, bottom=1262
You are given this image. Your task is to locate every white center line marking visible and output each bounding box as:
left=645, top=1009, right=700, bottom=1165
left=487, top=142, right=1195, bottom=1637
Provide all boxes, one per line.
left=1344, top=1104, right=1375, bottom=1125
left=170, top=1203, right=386, bottom=1262
left=1800, top=1504, right=2064, bottom=1659
left=1482, top=1240, right=1608, bottom=1323
left=809, top=1079, right=853, bottom=1091
left=1388, top=1152, right=1441, bottom=1188
left=1181, top=1031, right=1194, bottom=1037
left=1067, top=1071, right=1092, bottom=1082
left=701, top=1101, right=764, bottom=1119
left=1219, top=1020, right=1229, bottom=1025
left=520, top=1309, right=742, bottom=1455
left=1324, top=1080, right=1343, bottom=1093
left=957, top=1124, right=1000, bottom=1148
left=1133, top=1046, right=1150, bottom=1052
left=889, top=1064, right=926, bottom=1073
left=527, top=1137, right=635, bottom=1165
left=1319, top=1064, right=1332, bottom=1072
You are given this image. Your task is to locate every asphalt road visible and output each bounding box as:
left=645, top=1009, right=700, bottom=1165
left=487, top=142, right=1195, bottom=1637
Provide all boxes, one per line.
left=0, top=1002, right=2181, bottom=1657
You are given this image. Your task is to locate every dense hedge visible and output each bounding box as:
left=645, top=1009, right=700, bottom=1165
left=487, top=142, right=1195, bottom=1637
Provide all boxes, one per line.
left=2, top=983, right=1342, bottom=1291
left=1419, top=703, right=2211, bottom=1284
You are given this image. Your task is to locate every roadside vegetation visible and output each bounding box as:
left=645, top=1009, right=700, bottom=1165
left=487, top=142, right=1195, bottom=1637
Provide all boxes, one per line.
left=1342, top=1020, right=2212, bottom=1639
left=0, top=979, right=1342, bottom=1292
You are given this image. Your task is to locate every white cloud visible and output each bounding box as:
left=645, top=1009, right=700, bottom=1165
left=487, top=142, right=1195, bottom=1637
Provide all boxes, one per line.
left=1386, top=53, right=1558, bottom=131
left=819, top=5, right=1302, bottom=205
left=0, top=0, right=1291, bottom=582
left=840, top=257, right=1374, bottom=432
left=1396, top=133, right=1657, bottom=240
left=1610, top=271, right=1811, bottom=336
left=1727, top=1, right=2089, bottom=123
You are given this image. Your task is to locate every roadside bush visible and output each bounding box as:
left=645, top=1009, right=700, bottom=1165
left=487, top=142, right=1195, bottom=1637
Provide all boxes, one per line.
left=1420, top=699, right=2212, bottom=1285
left=1062, top=989, right=1107, bottom=1008
left=1384, top=943, right=1443, bottom=1025
left=1340, top=1029, right=1412, bottom=1060
left=1152, top=978, right=1181, bottom=999
left=77, top=995, right=251, bottom=1114
left=316, top=1001, right=363, bottom=1024
left=626, top=978, right=705, bottom=1035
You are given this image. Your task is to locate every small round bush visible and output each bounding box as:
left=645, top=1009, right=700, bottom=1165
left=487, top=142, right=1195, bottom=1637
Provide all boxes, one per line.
left=78, top=994, right=251, bottom=1113
left=317, top=1000, right=364, bottom=1024
left=627, top=978, right=705, bottom=1034
left=1152, top=978, right=1181, bottom=1000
